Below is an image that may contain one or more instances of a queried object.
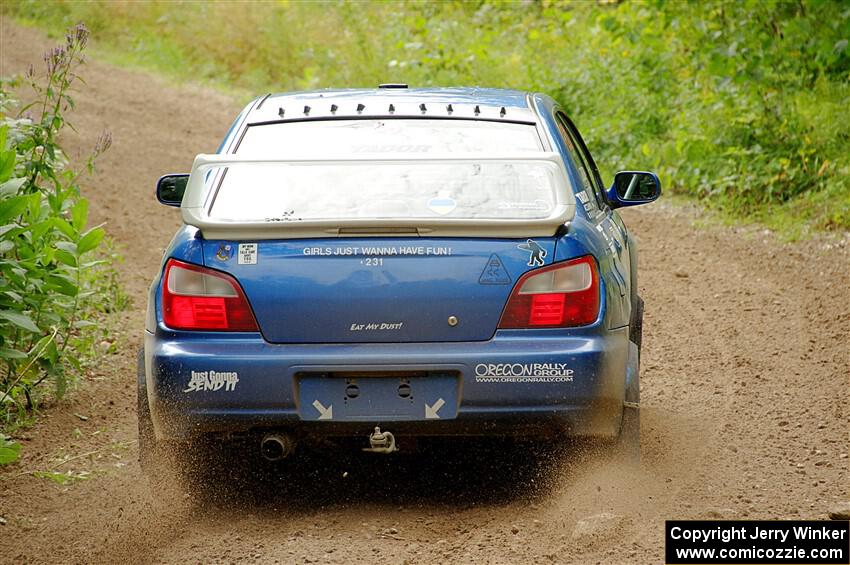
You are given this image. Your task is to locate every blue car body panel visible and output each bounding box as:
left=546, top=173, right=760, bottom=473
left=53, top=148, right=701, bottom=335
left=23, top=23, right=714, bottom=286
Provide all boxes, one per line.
left=199, top=237, right=558, bottom=344
left=144, top=87, right=653, bottom=442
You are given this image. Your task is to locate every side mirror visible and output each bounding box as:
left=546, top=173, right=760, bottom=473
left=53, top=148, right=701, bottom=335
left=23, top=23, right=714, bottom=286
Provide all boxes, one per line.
left=156, top=174, right=189, bottom=207
left=606, top=171, right=661, bottom=209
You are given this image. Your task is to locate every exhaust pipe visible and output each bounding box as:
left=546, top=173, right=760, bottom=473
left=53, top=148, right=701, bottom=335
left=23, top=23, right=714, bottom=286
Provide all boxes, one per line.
left=260, top=433, right=294, bottom=461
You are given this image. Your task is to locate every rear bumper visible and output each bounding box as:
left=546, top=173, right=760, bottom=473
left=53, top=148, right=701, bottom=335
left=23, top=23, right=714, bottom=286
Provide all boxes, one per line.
left=143, top=326, right=629, bottom=441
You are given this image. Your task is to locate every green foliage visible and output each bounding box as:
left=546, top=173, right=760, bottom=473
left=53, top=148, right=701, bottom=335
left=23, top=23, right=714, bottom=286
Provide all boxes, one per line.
left=6, top=1, right=848, bottom=231
left=0, top=23, right=122, bottom=444
left=0, top=433, right=21, bottom=464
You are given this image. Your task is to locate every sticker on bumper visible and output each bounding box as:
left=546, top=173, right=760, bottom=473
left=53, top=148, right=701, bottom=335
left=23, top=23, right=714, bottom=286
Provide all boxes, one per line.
left=474, top=363, right=573, bottom=383
left=183, top=370, right=239, bottom=392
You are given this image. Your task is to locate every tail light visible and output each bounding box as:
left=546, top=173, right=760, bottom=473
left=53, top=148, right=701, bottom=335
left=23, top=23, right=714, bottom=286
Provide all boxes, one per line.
left=162, top=259, right=258, bottom=331
left=498, top=255, right=599, bottom=328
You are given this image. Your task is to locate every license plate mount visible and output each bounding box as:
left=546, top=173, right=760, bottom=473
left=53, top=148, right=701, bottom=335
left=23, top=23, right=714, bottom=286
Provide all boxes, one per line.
left=297, top=373, right=459, bottom=422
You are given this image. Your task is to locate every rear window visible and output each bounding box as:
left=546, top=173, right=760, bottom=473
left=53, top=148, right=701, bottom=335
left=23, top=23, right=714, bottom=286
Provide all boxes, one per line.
left=209, top=119, right=565, bottom=222
left=236, top=119, right=543, bottom=155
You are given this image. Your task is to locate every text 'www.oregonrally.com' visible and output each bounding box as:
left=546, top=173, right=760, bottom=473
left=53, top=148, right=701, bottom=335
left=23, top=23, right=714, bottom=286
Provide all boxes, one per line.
left=665, top=520, right=849, bottom=564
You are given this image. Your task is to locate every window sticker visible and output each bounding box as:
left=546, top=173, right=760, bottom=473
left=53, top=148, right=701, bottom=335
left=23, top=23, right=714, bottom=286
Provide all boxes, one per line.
left=497, top=200, right=551, bottom=212
left=427, top=195, right=457, bottom=215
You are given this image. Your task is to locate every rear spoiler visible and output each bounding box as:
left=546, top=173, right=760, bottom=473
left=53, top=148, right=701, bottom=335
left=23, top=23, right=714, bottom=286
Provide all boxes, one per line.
left=182, top=153, right=575, bottom=240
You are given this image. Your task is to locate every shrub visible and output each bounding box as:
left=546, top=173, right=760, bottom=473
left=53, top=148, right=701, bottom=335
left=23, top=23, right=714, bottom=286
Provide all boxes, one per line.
left=0, top=24, right=121, bottom=458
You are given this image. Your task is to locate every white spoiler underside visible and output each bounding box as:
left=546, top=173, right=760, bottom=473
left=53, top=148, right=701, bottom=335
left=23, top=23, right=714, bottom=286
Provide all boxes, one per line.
left=181, top=153, right=575, bottom=240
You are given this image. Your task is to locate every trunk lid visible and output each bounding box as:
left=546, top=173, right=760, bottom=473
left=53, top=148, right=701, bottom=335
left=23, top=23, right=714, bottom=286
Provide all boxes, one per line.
left=202, top=237, right=555, bottom=343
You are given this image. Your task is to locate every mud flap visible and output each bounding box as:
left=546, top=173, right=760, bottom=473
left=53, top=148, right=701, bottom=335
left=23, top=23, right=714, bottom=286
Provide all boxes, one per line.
left=618, top=341, right=640, bottom=463
left=138, top=347, right=177, bottom=481
left=137, top=347, right=158, bottom=474
left=629, top=295, right=644, bottom=353
left=624, top=341, right=640, bottom=406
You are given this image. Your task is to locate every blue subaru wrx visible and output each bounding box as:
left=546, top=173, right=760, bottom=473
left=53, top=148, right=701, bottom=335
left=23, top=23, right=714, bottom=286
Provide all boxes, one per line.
left=140, top=86, right=660, bottom=469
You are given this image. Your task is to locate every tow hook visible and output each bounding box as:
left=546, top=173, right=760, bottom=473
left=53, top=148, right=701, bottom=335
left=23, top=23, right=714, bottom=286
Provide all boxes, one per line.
left=363, top=426, right=397, bottom=453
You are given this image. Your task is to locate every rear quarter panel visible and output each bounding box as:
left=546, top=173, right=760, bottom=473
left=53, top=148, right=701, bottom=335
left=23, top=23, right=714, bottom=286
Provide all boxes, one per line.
left=532, top=95, right=631, bottom=330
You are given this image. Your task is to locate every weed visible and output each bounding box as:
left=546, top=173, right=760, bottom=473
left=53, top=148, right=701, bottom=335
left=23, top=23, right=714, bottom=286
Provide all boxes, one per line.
left=32, top=469, right=91, bottom=485
left=0, top=24, right=124, bottom=460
